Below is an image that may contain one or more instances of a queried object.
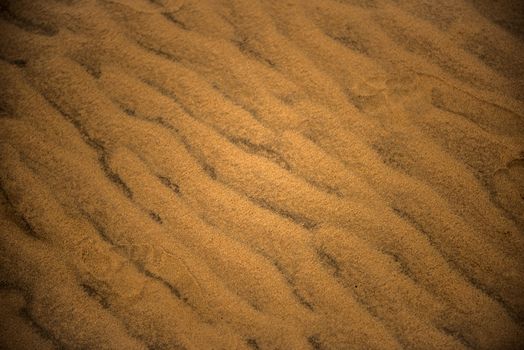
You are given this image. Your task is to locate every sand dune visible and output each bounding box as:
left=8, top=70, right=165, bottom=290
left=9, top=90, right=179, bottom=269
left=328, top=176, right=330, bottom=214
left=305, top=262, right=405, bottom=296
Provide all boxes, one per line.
left=0, top=0, right=523, bottom=349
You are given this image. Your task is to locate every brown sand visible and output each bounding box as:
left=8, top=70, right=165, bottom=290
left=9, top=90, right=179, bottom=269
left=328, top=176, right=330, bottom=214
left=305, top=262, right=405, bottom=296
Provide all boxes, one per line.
left=0, top=0, right=523, bottom=349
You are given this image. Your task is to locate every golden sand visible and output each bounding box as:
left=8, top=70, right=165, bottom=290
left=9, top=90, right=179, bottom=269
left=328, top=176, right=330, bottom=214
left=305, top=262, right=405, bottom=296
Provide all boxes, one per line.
left=0, top=0, right=523, bottom=349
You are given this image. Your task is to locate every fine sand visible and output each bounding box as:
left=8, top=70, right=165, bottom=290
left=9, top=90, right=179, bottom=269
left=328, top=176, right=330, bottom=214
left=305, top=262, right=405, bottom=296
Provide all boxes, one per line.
left=0, top=0, right=523, bottom=349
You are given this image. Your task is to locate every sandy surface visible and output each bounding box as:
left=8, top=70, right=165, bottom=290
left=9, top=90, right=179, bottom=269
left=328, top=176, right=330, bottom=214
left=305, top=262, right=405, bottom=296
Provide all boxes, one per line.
left=0, top=0, right=523, bottom=349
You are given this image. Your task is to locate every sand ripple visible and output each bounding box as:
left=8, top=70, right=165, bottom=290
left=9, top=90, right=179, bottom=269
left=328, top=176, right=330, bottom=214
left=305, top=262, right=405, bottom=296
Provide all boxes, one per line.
left=0, top=0, right=523, bottom=349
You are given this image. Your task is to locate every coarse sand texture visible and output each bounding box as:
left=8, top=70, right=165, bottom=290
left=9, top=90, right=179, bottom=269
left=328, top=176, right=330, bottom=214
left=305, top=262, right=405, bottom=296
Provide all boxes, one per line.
left=0, top=0, right=523, bottom=349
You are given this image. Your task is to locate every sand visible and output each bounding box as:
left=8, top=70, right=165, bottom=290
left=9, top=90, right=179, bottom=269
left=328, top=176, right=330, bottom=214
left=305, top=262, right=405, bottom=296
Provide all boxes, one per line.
left=0, top=0, right=523, bottom=349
